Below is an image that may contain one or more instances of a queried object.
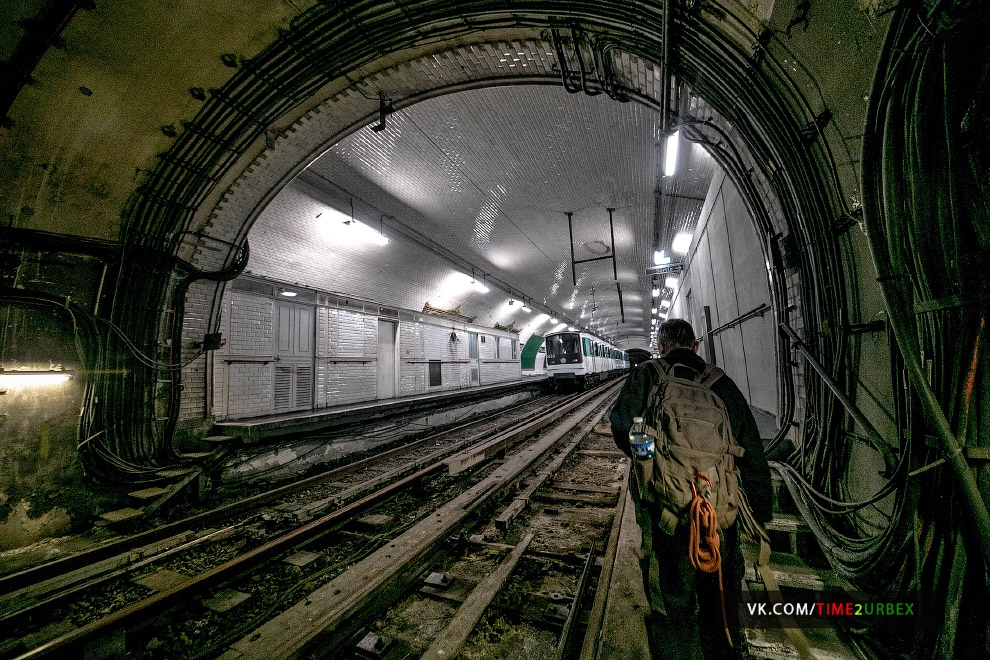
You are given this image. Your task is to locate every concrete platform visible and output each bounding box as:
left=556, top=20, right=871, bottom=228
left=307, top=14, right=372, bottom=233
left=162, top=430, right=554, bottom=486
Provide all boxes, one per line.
left=595, top=488, right=652, bottom=660
left=214, top=378, right=547, bottom=443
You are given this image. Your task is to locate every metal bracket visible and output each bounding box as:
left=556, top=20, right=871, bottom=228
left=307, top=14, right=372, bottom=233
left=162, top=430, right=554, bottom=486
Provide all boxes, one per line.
left=371, top=92, right=393, bottom=132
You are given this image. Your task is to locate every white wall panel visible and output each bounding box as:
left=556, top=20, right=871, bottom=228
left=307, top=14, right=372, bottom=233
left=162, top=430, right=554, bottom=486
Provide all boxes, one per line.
left=707, top=200, right=741, bottom=322
left=228, top=292, right=274, bottom=355
left=670, top=169, right=777, bottom=416
left=225, top=363, right=273, bottom=418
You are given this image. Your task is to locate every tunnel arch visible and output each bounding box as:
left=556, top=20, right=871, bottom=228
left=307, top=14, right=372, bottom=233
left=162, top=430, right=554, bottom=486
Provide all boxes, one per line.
left=131, top=2, right=859, bottom=435
left=77, top=0, right=862, bottom=494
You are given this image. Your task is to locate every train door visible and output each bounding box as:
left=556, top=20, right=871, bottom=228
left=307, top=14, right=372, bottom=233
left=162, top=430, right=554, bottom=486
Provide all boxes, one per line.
left=378, top=319, right=397, bottom=399
left=274, top=301, right=314, bottom=413
left=468, top=332, right=480, bottom=385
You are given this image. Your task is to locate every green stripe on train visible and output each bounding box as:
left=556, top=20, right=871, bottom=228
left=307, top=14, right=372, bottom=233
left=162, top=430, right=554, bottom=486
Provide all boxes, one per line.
left=520, top=334, right=545, bottom=370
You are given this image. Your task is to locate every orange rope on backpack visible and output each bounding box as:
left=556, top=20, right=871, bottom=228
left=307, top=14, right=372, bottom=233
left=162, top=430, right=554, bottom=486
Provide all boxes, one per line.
left=688, top=476, right=732, bottom=647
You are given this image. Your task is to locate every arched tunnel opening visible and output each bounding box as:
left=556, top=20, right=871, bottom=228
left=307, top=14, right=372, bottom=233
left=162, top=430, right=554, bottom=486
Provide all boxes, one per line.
left=0, top=2, right=988, bottom=658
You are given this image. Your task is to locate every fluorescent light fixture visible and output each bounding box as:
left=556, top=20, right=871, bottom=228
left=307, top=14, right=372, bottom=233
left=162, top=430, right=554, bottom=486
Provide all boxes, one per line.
left=317, top=206, right=388, bottom=245
left=533, top=313, right=550, bottom=324
left=439, top=272, right=490, bottom=298
left=664, top=130, right=679, bottom=176
left=567, top=326, right=577, bottom=331
left=660, top=299, right=670, bottom=309
left=0, top=371, right=72, bottom=387
left=279, top=289, right=297, bottom=297
left=521, top=305, right=532, bottom=312
left=653, top=250, right=671, bottom=266
left=652, top=287, right=660, bottom=297
left=672, top=231, right=692, bottom=255
left=651, top=307, right=658, bottom=314
left=550, top=317, right=559, bottom=323
left=665, top=276, right=679, bottom=290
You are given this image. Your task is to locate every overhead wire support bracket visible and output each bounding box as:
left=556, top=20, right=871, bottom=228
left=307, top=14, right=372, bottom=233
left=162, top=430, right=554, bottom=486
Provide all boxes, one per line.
left=567, top=209, right=619, bottom=286
left=371, top=91, right=393, bottom=132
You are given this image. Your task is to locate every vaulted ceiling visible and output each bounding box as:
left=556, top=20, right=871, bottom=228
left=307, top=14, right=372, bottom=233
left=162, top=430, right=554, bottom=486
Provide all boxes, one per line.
left=1, top=0, right=886, bottom=356
left=242, top=84, right=716, bottom=347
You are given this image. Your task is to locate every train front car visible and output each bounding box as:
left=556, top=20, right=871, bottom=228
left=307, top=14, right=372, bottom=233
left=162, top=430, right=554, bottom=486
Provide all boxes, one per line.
left=544, top=331, right=587, bottom=389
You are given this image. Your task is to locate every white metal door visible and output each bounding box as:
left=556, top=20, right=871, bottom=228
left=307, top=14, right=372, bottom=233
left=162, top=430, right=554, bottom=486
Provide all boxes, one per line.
left=468, top=332, right=480, bottom=385
left=275, top=301, right=315, bottom=412
left=377, top=320, right=397, bottom=399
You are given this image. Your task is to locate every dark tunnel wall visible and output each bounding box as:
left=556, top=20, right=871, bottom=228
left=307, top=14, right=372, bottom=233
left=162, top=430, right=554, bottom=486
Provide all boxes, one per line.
left=2, top=2, right=990, bottom=657
left=0, top=0, right=890, bottom=562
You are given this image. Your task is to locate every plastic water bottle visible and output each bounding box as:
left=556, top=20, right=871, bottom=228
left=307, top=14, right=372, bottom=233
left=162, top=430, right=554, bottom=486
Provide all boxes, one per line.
left=630, top=416, right=655, bottom=500
left=629, top=416, right=654, bottom=458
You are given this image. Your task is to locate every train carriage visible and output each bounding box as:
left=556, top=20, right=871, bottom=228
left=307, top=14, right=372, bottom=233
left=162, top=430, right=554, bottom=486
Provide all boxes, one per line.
left=543, top=330, right=630, bottom=388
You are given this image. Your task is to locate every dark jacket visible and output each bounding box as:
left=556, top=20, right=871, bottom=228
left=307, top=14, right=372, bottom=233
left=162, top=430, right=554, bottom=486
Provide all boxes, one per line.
left=609, top=347, right=773, bottom=525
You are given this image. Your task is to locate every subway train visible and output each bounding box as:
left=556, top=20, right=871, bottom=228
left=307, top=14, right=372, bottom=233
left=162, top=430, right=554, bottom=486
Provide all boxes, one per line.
left=543, top=330, right=630, bottom=388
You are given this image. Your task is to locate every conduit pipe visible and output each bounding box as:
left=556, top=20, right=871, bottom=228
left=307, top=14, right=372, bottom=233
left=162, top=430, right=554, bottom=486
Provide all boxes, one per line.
left=780, top=323, right=897, bottom=476
left=860, top=8, right=990, bottom=571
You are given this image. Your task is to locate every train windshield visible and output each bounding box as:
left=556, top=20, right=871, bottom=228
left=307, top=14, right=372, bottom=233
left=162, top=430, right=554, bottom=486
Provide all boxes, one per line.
left=546, top=333, right=582, bottom=360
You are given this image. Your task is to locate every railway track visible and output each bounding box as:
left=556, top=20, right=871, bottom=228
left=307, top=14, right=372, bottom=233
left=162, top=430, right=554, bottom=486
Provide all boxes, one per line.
left=2, top=380, right=627, bottom=660
left=222, top=382, right=628, bottom=660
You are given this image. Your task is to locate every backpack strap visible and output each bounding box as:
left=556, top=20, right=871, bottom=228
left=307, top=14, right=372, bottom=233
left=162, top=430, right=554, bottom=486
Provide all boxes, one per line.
left=699, top=363, right=725, bottom=388
left=645, top=358, right=672, bottom=378
left=697, top=364, right=746, bottom=457
left=650, top=357, right=704, bottom=383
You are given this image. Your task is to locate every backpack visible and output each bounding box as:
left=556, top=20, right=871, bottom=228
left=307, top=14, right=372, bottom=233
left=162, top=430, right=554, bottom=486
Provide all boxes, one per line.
left=638, top=357, right=743, bottom=531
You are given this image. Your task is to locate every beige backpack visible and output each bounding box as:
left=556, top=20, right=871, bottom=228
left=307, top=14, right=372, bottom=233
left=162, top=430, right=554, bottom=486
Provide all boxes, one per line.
left=638, top=358, right=743, bottom=531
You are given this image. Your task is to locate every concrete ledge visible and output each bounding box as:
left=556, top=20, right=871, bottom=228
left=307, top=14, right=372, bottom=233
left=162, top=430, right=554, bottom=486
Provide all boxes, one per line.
left=213, top=378, right=548, bottom=443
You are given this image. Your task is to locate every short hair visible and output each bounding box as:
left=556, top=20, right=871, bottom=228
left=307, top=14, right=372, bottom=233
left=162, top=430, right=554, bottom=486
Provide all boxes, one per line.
left=657, top=318, right=697, bottom=350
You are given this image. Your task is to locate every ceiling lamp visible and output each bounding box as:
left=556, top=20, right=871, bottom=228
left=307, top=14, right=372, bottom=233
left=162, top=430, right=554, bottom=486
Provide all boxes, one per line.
left=318, top=206, right=388, bottom=245
left=550, top=317, right=559, bottom=323
left=653, top=250, right=671, bottom=266
left=660, top=299, right=670, bottom=309
left=664, top=276, right=679, bottom=290
left=652, top=287, right=660, bottom=297
left=467, top=273, right=489, bottom=293
left=672, top=231, right=692, bottom=255
left=0, top=370, right=72, bottom=387
left=664, top=131, right=680, bottom=177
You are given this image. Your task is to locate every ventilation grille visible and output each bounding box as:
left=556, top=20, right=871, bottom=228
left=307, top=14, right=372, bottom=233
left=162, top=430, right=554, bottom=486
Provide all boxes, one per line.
left=296, top=365, right=313, bottom=408
left=274, top=366, right=292, bottom=410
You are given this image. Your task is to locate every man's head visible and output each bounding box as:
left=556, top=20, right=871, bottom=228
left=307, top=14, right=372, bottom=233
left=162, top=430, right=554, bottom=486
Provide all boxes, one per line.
left=657, top=318, right=699, bottom=356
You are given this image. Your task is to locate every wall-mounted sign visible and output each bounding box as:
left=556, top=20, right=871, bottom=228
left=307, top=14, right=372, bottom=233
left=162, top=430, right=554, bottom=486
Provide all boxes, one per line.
left=645, top=263, right=684, bottom=276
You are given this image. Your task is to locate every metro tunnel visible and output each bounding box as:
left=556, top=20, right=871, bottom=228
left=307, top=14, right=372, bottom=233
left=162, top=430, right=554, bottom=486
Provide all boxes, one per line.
left=0, top=1, right=987, bottom=658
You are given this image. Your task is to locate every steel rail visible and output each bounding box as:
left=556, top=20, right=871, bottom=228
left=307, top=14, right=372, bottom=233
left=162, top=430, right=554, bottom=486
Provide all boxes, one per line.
left=12, top=380, right=622, bottom=659
left=222, top=382, right=622, bottom=660
left=0, top=391, right=562, bottom=598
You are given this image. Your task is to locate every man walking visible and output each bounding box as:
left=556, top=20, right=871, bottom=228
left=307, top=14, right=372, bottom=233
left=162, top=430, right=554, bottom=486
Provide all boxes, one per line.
left=610, top=318, right=772, bottom=660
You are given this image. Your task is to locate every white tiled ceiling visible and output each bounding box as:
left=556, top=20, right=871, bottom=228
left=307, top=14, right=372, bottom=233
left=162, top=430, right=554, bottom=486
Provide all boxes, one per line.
left=266, top=84, right=714, bottom=347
